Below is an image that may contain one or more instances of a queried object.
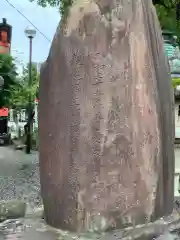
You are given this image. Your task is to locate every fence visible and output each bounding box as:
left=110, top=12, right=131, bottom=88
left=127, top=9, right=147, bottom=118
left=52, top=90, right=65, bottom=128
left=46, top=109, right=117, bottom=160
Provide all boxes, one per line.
left=8, top=100, right=38, bottom=139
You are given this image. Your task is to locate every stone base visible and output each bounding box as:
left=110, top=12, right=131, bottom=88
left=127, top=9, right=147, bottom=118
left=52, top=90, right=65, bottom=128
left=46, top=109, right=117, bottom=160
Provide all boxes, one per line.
left=0, top=200, right=26, bottom=222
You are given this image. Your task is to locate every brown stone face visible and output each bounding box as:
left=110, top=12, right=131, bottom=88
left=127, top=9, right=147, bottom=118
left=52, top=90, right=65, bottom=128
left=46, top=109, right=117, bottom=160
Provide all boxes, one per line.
left=39, top=0, right=175, bottom=232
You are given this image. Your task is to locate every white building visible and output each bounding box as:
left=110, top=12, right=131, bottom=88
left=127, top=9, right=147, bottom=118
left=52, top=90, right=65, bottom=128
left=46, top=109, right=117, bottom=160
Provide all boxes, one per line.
left=32, top=62, right=43, bottom=73
left=174, top=95, right=180, bottom=197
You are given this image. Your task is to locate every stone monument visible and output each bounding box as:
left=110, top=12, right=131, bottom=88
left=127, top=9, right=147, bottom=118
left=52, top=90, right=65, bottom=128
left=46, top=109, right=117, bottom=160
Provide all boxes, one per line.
left=39, top=0, right=174, bottom=232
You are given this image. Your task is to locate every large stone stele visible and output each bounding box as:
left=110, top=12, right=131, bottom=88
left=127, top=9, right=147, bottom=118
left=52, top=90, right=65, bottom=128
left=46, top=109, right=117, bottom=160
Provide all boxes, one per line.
left=39, top=0, right=175, bottom=232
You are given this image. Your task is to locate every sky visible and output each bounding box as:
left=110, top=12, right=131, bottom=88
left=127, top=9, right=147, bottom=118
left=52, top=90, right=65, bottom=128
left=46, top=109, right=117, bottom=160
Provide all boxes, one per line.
left=0, top=0, right=60, bottom=67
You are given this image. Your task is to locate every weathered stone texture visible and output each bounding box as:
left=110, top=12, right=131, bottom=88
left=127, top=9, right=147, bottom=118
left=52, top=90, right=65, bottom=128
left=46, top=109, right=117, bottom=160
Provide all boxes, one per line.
left=39, top=0, right=175, bottom=232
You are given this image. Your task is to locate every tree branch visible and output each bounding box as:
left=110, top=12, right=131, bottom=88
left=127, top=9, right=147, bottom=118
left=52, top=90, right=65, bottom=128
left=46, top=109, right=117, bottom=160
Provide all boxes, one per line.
left=153, top=0, right=175, bottom=9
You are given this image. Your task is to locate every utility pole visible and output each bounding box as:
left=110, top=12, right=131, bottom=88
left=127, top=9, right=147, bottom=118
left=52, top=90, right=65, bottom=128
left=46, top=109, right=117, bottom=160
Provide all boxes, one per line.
left=24, top=26, right=36, bottom=154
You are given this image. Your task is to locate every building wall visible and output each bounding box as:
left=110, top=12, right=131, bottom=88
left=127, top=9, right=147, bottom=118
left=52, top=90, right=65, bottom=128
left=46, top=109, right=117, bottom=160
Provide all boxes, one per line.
left=175, top=144, right=180, bottom=197
left=175, top=102, right=180, bottom=138
left=175, top=101, right=180, bottom=196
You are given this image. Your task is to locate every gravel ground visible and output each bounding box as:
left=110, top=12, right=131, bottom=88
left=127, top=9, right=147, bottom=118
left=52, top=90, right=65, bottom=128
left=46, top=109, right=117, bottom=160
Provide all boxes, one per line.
left=0, top=146, right=47, bottom=239
left=0, top=146, right=41, bottom=212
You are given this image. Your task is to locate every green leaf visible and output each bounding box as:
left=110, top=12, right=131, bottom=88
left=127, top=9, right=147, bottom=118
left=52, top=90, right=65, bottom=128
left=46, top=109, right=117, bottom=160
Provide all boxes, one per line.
left=0, top=54, right=18, bottom=108
left=6, top=62, right=39, bottom=110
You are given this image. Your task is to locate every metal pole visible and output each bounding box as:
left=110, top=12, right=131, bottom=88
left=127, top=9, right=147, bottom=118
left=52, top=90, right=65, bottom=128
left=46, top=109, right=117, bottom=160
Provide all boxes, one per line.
left=26, top=37, right=33, bottom=154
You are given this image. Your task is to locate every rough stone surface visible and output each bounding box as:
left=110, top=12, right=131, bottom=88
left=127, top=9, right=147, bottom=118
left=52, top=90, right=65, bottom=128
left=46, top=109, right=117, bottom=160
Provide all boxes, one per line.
left=39, top=0, right=174, bottom=232
left=156, top=233, right=179, bottom=240
left=0, top=200, right=26, bottom=221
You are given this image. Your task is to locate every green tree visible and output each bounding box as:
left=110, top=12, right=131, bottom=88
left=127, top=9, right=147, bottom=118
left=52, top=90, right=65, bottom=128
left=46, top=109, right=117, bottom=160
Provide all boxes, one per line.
left=29, top=0, right=72, bottom=16
left=155, top=1, right=180, bottom=38
left=9, top=64, right=39, bottom=110
left=0, top=54, right=18, bottom=108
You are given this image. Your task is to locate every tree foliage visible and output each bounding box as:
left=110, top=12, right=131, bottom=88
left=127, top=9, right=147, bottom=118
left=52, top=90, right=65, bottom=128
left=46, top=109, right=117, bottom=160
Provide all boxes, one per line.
left=29, top=0, right=72, bottom=16
left=172, top=77, right=180, bottom=88
left=9, top=64, right=39, bottom=110
left=155, top=0, right=180, bottom=38
left=0, top=54, right=18, bottom=108
left=0, top=53, right=39, bottom=110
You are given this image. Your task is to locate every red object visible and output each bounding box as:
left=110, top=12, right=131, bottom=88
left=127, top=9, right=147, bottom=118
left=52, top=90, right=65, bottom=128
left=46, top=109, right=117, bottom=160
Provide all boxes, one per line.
left=0, top=31, right=10, bottom=54
left=0, top=18, right=12, bottom=54
left=0, top=108, right=8, bottom=116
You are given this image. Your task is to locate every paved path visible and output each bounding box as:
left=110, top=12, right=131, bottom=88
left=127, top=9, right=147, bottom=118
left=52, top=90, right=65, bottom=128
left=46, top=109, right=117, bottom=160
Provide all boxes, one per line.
left=0, top=146, right=38, bottom=175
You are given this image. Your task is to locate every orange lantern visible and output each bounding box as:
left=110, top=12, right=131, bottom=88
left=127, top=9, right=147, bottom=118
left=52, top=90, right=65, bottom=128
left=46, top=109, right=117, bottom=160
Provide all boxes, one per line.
left=0, top=18, right=12, bottom=54
left=0, top=108, right=8, bottom=117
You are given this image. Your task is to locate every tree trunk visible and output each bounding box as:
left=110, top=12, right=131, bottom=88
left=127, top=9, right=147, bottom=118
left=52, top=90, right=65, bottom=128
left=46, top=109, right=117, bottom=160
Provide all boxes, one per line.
left=39, top=0, right=174, bottom=232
